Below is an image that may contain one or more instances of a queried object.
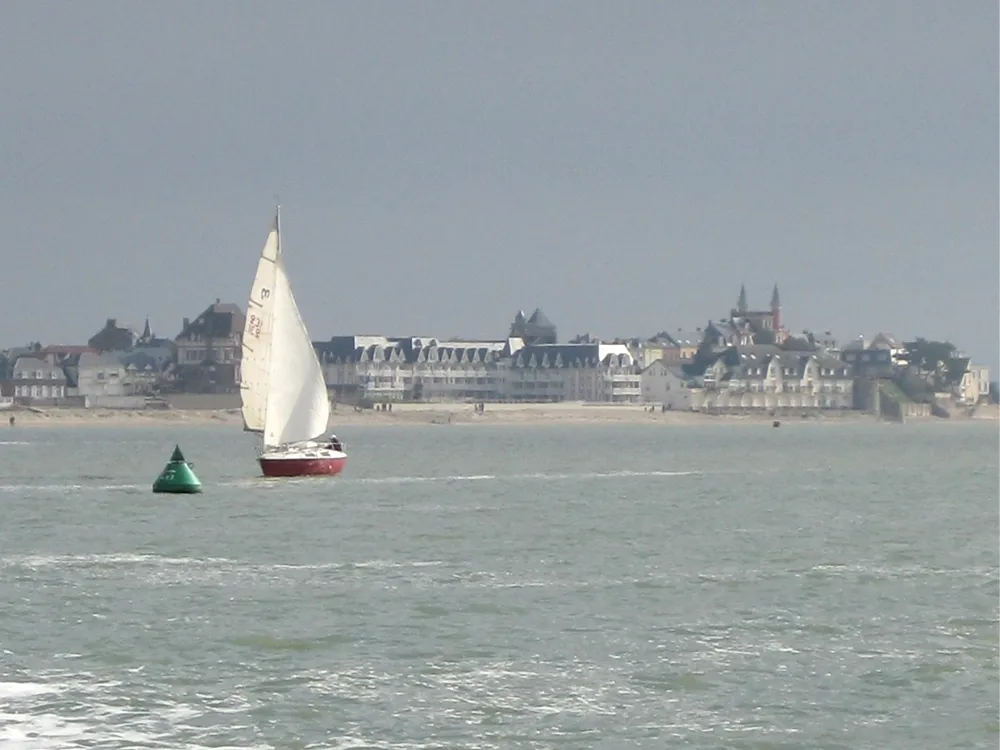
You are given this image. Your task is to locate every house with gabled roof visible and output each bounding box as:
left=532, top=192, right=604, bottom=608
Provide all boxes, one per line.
left=840, top=334, right=895, bottom=376
left=641, top=359, right=698, bottom=410
left=173, top=299, right=245, bottom=392
left=77, top=352, right=127, bottom=398
left=8, top=356, right=68, bottom=403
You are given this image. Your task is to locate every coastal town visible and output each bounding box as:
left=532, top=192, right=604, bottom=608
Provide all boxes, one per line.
left=0, top=283, right=994, bottom=421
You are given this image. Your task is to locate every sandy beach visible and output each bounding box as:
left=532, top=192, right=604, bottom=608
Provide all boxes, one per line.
left=4, top=402, right=997, bottom=428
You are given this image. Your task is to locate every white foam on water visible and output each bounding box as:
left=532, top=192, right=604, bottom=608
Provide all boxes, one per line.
left=345, top=469, right=700, bottom=485
left=0, top=676, right=274, bottom=750
left=0, top=483, right=142, bottom=493
left=0, top=681, right=60, bottom=698
left=0, top=553, right=238, bottom=570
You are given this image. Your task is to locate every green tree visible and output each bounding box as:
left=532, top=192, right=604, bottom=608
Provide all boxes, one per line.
left=899, top=339, right=967, bottom=390
left=682, top=337, right=717, bottom=377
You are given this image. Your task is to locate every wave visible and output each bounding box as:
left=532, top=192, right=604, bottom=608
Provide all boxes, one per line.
left=341, top=469, right=700, bottom=486
left=0, top=483, right=143, bottom=492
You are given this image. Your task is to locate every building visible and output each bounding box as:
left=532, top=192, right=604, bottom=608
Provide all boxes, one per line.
left=88, top=319, right=139, bottom=353
left=506, top=343, right=640, bottom=402
left=956, top=364, right=991, bottom=405
left=841, top=337, right=894, bottom=377
left=119, top=349, right=175, bottom=394
left=316, top=335, right=523, bottom=402
left=39, top=345, right=98, bottom=366
left=971, top=365, right=990, bottom=402
left=174, top=300, right=245, bottom=391
left=319, top=335, right=641, bottom=403
left=704, top=318, right=756, bottom=350
left=665, top=330, right=702, bottom=362
left=641, top=359, right=696, bottom=410
left=730, top=283, right=786, bottom=344
left=509, top=308, right=557, bottom=345
left=698, top=345, right=853, bottom=411
left=868, top=332, right=905, bottom=364
left=76, top=352, right=127, bottom=398
left=8, top=356, right=67, bottom=402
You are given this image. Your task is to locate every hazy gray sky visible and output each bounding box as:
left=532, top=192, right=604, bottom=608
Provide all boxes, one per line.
left=2, top=2, right=997, bottom=365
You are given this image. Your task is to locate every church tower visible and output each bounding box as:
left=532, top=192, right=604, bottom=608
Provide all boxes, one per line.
left=737, top=284, right=748, bottom=314
left=137, top=316, right=153, bottom=346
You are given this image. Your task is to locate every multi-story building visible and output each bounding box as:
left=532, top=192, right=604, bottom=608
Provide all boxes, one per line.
left=317, top=336, right=523, bottom=402
left=841, top=338, right=895, bottom=377
left=173, top=300, right=245, bottom=391
left=641, top=359, right=697, bottom=409
left=76, top=352, right=127, bottom=399
left=698, top=345, right=853, bottom=410
left=7, top=356, right=67, bottom=402
left=506, top=343, right=640, bottom=402
left=317, top=336, right=641, bottom=403
left=956, top=364, right=991, bottom=405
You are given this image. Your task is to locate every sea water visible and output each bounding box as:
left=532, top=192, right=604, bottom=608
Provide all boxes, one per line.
left=0, top=421, right=997, bottom=748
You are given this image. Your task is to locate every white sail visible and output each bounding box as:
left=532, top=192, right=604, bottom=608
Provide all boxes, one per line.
left=239, top=215, right=280, bottom=433
left=262, top=256, right=330, bottom=447
left=239, top=208, right=330, bottom=448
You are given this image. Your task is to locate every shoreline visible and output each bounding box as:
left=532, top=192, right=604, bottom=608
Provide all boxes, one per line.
left=4, top=402, right=998, bottom=428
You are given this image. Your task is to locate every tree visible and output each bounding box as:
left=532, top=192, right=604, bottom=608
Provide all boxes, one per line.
left=682, top=338, right=717, bottom=377
left=899, top=339, right=967, bottom=391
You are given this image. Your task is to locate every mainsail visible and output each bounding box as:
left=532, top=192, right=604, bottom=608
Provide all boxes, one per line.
left=240, top=209, right=330, bottom=448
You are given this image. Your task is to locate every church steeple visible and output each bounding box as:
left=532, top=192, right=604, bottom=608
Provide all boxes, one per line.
left=737, top=284, right=748, bottom=313
left=140, top=317, right=152, bottom=344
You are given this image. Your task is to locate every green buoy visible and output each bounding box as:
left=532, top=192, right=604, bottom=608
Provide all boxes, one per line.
left=152, top=445, right=202, bottom=494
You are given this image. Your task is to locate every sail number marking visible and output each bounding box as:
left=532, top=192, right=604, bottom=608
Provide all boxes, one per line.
left=260, top=288, right=271, bottom=300
left=248, top=314, right=262, bottom=338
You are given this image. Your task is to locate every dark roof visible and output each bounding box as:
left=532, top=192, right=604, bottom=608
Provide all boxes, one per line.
left=314, top=336, right=513, bottom=365
left=510, top=344, right=633, bottom=369
left=177, top=302, right=245, bottom=339
left=713, top=345, right=851, bottom=379
left=527, top=308, right=553, bottom=328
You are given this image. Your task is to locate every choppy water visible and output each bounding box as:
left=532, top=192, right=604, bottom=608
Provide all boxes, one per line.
left=0, top=421, right=997, bottom=749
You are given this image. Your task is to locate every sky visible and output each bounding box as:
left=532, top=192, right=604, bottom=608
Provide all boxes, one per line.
left=2, top=2, right=997, bottom=366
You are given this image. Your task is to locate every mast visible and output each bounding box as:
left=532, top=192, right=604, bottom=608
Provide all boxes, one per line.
left=275, top=203, right=282, bottom=256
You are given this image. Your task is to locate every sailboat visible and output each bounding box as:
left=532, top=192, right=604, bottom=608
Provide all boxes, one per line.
left=239, top=207, right=347, bottom=478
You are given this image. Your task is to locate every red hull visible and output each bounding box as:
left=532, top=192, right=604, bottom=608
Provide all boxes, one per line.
left=258, top=456, right=347, bottom=478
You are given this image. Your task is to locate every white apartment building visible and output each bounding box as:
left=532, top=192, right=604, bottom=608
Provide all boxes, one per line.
left=697, top=345, right=854, bottom=410
left=316, top=337, right=642, bottom=403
